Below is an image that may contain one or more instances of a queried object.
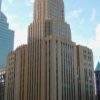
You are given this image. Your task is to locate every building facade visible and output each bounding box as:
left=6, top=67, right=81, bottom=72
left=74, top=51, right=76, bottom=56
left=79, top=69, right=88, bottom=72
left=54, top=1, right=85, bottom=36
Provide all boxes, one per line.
left=77, top=45, right=95, bottom=100
left=0, top=0, right=14, bottom=68
left=5, top=45, right=28, bottom=100
left=28, top=0, right=78, bottom=100
left=95, top=62, right=100, bottom=100
left=0, top=68, right=5, bottom=100
left=4, top=0, right=95, bottom=100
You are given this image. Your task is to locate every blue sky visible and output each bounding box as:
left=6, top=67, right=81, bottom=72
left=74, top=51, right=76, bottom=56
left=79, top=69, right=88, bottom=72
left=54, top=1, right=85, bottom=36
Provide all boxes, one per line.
left=1, top=0, right=100, bottom=68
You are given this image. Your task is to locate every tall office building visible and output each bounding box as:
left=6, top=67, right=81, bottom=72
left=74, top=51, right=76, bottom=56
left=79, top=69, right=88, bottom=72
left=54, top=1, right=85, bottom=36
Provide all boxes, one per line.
left=0, top=0, right=14, bottom=68
left=95, top=62, right=100, bottom=100
left=28, top=0, right=78, bottom=100
left=5, top=45, right=28, bottom=100
left=77, top=45, right=95, bottom=100
left=0, top=68, right=5, bottom=100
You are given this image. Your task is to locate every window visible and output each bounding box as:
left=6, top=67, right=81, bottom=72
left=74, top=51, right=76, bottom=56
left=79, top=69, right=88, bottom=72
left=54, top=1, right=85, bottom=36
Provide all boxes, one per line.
left=97, top=81, right=99, bottom=87
left=96, top=74, right=99, bottom=78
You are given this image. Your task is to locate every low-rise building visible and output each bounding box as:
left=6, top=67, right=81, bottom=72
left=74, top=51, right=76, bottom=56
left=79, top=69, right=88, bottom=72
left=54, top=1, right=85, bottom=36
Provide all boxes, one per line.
left=95, top=62, right=100, bottom=100
left=5, top=45, right=28, bottom=100
left=77, top=45, right=95, bottom=100
left=0, top=68, right=5, bottom=100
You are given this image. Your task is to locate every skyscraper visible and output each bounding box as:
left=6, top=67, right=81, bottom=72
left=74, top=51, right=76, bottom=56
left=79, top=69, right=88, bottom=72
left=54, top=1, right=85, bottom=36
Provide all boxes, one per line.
left=0, top=0, right=14, bottom=68
left=28, top=0, right=78, bottom=100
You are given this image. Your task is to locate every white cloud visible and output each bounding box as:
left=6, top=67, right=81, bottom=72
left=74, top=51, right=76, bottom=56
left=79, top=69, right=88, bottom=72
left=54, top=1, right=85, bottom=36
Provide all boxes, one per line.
left=90, top=8, right=96, bottom=21
left=9, top=20, right=27, bottom=50
left=79, top=18, right=85, bottom=25
left=29, top=11, right=33, bottom=18
left=88, top=24, right=100, bottom=49
left=10, top=22, right=28, bottom=50
left=74, top=24, right=100, bottom=67
left=84, top=24, right=100, bottom=67
left=77, top=23, right=100, bottom=50
left=6, top=13, right=28, bottom=49
left=28, top=0, right=34, bottom=3
left=25, top=0, right=34, bottom=6
left=7, top=0, right=14, bottom=4
left=66, top=8, right=83, bottom=20
left=96, top=24, right=100, bottom=43
left=4, top=12, right=18, bottom=26
left=7, top=15, right=17, bottom=23
left=12, top=24, right=28, bottom=49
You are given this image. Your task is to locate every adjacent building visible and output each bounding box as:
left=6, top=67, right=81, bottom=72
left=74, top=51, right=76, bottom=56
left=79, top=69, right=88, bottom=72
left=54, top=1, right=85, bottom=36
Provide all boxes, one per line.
left=0, top=0, right=14, bottom=68
left=77, top=45, right=95, bottom=100
left=5, top=45, right=28, bottom=100
left=0, top=68, right=5, bottom=100
left=95, top=62, right=100, bottom=100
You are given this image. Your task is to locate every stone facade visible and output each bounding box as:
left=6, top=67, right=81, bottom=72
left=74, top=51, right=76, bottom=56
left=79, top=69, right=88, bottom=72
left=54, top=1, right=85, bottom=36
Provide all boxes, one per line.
left=5, top=45, right=28, bottom=100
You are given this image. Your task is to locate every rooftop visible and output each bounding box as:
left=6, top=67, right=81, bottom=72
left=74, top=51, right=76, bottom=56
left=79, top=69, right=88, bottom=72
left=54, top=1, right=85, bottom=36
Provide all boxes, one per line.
left=95, top=62, right=100, bottom=71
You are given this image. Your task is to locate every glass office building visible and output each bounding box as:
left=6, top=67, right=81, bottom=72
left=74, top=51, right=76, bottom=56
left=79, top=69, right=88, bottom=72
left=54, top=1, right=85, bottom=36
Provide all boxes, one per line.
left=0, top=0, right=14, bottom=68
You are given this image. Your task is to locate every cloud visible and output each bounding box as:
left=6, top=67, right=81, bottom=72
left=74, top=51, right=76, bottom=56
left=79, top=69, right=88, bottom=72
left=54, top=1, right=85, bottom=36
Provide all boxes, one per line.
left=76, top=24, right=100, bottom=50
left=7, top=0, right=35, bottom=4
left=96, top=24, right=100, bottom=43
left=74, top=23, right=100, bottom=67
left=7, top=15, right=17, bottom=23
left=79, top=18, right=85, bottom=25
left=66, top=8, right=83, bottom=20
left=7, top=0, right=14, bottom=4
left=12, top=24, right=28, bottom=49
left=25, top=0, right=34, bottom=6
left=5, top=13, right=27, bottom=49
left=84, top=24, right=100, bottom=67
left=29, top=11, right=33, bottom=18
left=88, top=24, right=100, bottom=49
left=28, top=0, right=34, bottom=3
left=4, top=12, right=18, bottom=26
left=10, top=22, right=28, bottom=50
left=90, top=8, right=96, bottom=21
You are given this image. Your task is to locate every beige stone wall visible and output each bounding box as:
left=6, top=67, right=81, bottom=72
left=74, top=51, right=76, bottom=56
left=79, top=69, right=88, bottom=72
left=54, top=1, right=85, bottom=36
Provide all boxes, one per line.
left=5, top=52, right=15, bottom=100
left=34, top=0, right=64, bottom=21
left=28, top=18, right=78, bottom=100
left=27, top=0, right=78, bottom=100
left=77, top=45, right=95, bottom=100
left=5, top=45, right=28, bottom=100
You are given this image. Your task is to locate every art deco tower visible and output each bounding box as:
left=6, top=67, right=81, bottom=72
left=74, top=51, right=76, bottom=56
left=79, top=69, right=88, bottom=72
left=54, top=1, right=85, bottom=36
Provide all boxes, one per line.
left=28, top=0, right=78, bottom=100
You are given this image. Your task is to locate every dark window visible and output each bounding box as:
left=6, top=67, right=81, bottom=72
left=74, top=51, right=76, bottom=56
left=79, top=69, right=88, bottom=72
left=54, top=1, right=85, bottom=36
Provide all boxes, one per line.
left=97, top=81, right=99, bottom=87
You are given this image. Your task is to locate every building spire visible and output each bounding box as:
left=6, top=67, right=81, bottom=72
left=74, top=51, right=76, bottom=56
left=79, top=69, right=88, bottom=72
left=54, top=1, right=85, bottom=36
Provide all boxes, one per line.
left=0, top=0, right=2, bottom=12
